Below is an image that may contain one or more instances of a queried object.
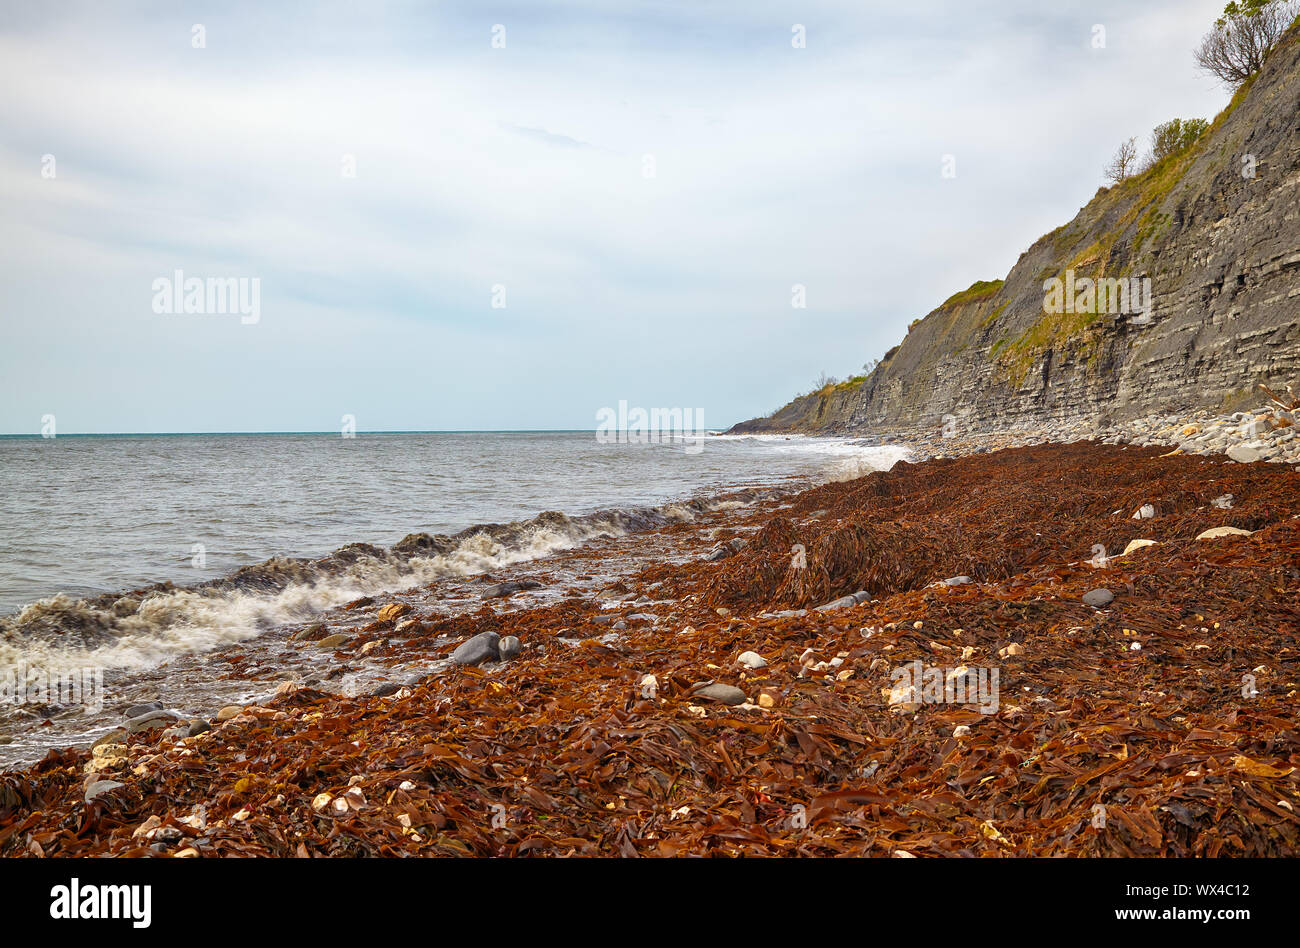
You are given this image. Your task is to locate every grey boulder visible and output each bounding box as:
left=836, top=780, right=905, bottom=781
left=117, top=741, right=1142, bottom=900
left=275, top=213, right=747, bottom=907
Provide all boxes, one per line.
left=451, top=632, right=501, bottom=666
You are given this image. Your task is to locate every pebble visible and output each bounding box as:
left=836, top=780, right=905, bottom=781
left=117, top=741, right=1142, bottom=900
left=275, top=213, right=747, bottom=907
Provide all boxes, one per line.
left=451, top=631, right=501, bottom=666
left=1227, top=444, right=1261, bottom=463
left=737, top=651, right=767, bottom=669
left=815, top=595, right=858, bottom=611
left=1121, top=539, right=1158, bottom=556
left=84, top=780, right=125, bottom=803
left=125, top=709, right=183, bottom=734
left=1196, top=526, right=1255, bottom=539
left=215, top=706, right=244, bottom=722
left=123, top=701, right=164, bottom=719
left=1082, top=588, right=1115, bottom=608
left=498, top=635, right=522, bottom=661
left=481, top=580, right=542, bottom=599
left=314, top=633, right=349, bottom=649
left=692, top=683, right=747, bottom=706
left=91, top=728, right=128, bottom=750
left=943, top=576, right=972, bottom=586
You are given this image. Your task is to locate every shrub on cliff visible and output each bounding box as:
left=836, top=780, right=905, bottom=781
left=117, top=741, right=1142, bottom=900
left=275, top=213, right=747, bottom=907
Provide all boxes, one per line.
left=1149, top=118, right=1210, bottom=165
left=1195, top=0, right=1300, bottom=86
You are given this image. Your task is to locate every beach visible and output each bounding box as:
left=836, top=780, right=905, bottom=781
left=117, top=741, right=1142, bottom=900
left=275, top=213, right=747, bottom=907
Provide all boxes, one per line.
left=2, top=438, right=1297, bottom=857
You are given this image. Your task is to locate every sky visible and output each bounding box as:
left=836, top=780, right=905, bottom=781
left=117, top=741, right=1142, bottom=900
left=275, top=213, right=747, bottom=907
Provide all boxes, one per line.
left=0, top=0, right=1234, bottom=433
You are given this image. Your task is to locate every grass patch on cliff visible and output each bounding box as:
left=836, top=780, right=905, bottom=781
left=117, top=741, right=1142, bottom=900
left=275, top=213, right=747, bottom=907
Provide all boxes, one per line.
left=941, top=279, right=1004, bottom=309
left=815, top=376, right=867, bottom=397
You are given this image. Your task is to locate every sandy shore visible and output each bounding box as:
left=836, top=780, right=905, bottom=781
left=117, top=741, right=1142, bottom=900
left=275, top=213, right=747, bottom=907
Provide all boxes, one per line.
left=2, top=440, right=1298, bottom=857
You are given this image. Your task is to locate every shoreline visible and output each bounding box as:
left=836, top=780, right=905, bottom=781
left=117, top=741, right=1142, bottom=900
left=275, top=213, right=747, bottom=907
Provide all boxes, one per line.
left=1, top=437, right=1297, bottom=856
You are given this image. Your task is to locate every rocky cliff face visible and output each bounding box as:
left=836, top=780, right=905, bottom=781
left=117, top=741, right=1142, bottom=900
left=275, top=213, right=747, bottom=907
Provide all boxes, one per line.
left=731, top=24, right=1300, bottom=438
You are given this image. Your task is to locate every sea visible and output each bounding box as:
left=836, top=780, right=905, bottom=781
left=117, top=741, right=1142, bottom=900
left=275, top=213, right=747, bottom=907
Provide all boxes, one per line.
left=0, top=430, right=908, bottom=765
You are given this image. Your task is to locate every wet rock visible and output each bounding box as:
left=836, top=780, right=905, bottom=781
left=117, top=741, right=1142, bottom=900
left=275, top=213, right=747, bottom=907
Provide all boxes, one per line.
left=92, top=728, right=128, bottom=750
left=290, top=622, right=328, bottom=642
left=376, top=603, right=412, bottom=623
left=187, top=719, right=212, bottom=737
left=215, top=706, right=244, bottom=722
left=451, top=632, right=501, bottom=666
left=482, top=580, right=542, bottom=599
left=124, top=701, right=163, bottom=719
left=852, top=591, right=873, bottom=603
left=369, top=682, right=400, bottom=698
left=703, top=544, right=731, bottom=562
left=315, top=633, right=349, bottom=649
left=126, top=709, right=183, bottom=734
left=1082, top=588, right=1115, bottom=609
left=162, top=724, right=190, bottom=741
left=692, top=683, right=747, bottom=706
left=84, top=780, right=125, bottom=803
left=498, top=636, right=522, bottom=661
left=623, top=613, right=657, bottom=624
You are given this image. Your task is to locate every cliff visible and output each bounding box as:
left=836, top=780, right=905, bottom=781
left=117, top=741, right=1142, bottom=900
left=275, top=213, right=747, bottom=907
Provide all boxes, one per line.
left=730, top=23, right=1300, bottom=436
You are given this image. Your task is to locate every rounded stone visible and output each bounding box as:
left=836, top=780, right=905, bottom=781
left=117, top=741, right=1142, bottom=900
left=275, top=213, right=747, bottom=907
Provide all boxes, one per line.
left=1082, top=588, right=1115, bottom=608
left=498, top=636, right=522, bottom=661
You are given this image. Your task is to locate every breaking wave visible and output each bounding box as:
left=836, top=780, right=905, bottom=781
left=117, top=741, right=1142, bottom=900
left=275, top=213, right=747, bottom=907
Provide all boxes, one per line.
left=0, top=498, right=738, bottom=674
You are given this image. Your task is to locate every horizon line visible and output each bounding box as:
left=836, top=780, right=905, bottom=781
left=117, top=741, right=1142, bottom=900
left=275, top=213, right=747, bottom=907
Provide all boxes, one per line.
left=0, top=427, right=742, bottom=438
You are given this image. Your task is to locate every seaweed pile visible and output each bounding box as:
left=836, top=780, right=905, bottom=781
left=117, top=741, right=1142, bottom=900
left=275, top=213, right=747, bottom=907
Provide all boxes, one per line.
left=1, top=443, right=1297, bottom=857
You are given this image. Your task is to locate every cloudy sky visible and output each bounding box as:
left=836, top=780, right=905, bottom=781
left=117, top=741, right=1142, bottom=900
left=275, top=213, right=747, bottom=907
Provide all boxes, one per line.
left=0, top=0, right=1231, bottom=433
